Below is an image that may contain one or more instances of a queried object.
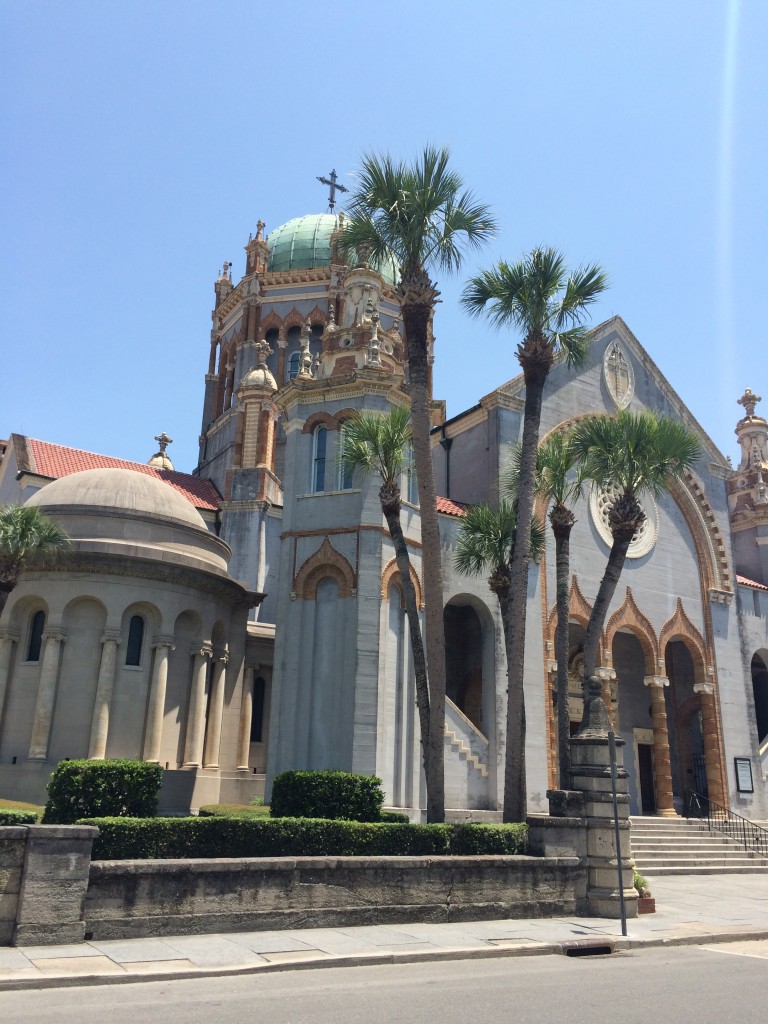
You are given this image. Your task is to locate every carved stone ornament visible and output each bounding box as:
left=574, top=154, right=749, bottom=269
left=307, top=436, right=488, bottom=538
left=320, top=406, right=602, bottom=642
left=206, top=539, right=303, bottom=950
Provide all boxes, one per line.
left=588, top=483, right=658, bottom=559
left=603, top=340, right=635, bottom=410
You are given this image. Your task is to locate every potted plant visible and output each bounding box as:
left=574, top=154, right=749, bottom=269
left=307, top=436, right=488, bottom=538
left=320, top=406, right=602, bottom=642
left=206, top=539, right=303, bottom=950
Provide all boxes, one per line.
left=634, top=869, right=655, bottom=914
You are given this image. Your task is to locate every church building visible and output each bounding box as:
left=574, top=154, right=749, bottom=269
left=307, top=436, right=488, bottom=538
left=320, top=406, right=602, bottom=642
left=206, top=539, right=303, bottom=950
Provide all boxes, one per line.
left=0, top=203, right=766, bottom=821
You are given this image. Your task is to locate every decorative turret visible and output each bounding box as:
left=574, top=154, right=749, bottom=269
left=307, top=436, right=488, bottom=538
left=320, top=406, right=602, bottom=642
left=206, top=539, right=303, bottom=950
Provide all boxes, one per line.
left=147, top=432, right=174, bottom=471
left=245, top=220, right=269, bottom=276
left=728, top=387, right=768, bottom=584
left=214, top=261, right=233, bottom=307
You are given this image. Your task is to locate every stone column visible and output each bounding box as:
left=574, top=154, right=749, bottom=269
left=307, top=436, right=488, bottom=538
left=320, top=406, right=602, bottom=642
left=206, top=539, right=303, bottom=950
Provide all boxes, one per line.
left=87, top=630, right=122, bottom=760
left=237, top=665, right=255, bottom=770
left=694, top=680, right=726, bottom=805
left=203, top=648, right=228, bottom=768
left=27, top=630, right=66, bottom=760
left=183, top=643, right=212, bottom=768
left=0, top=627, right=20, bottom=737
left=644, top=675, right=677, bottom=817
left=143, top=636, right=175, bottom=763
left=568, top=676, right=638, bottom=919
left=276, top=332, right=287, bottom=383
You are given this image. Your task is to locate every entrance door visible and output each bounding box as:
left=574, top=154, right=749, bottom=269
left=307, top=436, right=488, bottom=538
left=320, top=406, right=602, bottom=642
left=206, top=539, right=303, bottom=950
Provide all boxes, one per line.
left=638, top=743, right=656, bottom=814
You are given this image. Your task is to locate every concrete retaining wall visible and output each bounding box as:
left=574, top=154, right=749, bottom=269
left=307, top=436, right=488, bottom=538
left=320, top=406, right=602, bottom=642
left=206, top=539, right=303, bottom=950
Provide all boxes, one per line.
left=85, top=854, right=587, bottom=939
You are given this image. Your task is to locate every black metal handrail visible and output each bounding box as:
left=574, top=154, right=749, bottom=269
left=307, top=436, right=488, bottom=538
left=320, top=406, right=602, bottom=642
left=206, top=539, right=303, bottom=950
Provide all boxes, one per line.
left=685, top=788, right=768, bottom=860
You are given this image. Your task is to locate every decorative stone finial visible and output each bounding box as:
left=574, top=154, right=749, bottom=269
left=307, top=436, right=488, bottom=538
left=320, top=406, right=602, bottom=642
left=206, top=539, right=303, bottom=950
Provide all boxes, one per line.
left=147, top=432, right=175, bottom=471
left=255, top=339, right=273, bottom=366
left=256, top=220, right=265, bottom=241
left=737, top=388, right=762, bottom=419
left=577, top=675, right=612, bottom=737
left=218, top=261, right=232, bottom=282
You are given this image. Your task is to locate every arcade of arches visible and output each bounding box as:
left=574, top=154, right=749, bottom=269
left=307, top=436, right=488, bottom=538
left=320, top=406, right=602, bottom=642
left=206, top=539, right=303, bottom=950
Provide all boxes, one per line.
left=549, top=596, right=726, bottom=817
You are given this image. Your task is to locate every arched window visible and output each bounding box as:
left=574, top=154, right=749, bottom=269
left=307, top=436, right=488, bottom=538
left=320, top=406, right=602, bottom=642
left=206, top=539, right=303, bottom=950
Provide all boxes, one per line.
left=336, top=423, right=354, bottom=490
left=312, top=426, right=327, bottom=492
left=125, top=615, right=144, bottom=666
left=288, top=351, right=301, bottom=381
left=250, top=676, right=266, bottom=743
left=27, top=609, right=45, bottom=662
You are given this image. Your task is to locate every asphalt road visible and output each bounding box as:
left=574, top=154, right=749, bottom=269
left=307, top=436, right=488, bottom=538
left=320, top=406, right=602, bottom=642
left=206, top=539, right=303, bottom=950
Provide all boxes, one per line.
left=2, top=941, right=767, bottom=1024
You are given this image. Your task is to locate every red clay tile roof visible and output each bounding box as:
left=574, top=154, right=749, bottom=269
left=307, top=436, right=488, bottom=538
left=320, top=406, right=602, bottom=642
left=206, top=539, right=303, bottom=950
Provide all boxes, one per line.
left=19, top=437, right=221, bottom=511
left=736, top=574, right=768, bottom=592
left=436, top=496, right=467, bottom=517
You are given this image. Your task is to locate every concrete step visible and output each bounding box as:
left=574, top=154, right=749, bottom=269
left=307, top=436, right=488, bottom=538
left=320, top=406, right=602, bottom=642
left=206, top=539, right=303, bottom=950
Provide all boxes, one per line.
left=640, top=864, right=768, bottom=876
left=632, top=842, right=749, bottom=854
left=636, top=854, right=765, bottom=867
left=630, top=813, right=768, bottom=876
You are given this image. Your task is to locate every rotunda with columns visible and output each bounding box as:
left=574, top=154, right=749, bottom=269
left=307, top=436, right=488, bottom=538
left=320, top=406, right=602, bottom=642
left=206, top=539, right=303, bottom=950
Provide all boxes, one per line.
left=0, top=467, right=262, bottom=813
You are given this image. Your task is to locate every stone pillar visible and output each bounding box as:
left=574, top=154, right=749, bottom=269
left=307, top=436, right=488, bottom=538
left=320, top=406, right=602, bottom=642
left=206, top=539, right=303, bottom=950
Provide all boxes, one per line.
left=276, top=332, right=286, bottom=384
left=87, top=630, right=121, bottom=760
left=644, top=675, right=677, bottom=817
left=237, top=665, right=255, bottom=770
left=143, top=636, right=175, bottom=763
left=183, top=643, right=212, bottom=768
left=13, top=825, right=98, bottom=946
left=0, top=627, right=19, bottom=738
left=203, top=648, right=228, bottom=768
left=569, top=677, right=638, bottom=919
left=27, top=629, right=66, bottom=760
left=694, top=680, right=726, bottom=805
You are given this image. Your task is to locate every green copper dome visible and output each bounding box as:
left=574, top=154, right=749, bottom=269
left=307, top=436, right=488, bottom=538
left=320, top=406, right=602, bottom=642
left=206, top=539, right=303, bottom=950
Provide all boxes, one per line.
left=267, top=214, right=338, bottom=272
left=267, top=213, right=398, bottom=284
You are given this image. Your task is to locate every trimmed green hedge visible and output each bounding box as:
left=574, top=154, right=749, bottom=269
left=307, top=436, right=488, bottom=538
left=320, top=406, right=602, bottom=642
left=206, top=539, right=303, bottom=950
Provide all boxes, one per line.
left=80, top=816, right=528, bottom=861
left=198, top=804, right=271, bottom=819
left=270, top=770, right=384, bottom=822
left=379, top=810, right=411, bottom=824
left=43, top=759, right=164, bottom=824
left=0, top=809, right=39, bottom=825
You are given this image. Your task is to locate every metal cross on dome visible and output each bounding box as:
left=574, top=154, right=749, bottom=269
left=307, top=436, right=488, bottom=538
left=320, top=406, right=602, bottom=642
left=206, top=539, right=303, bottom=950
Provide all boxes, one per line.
left=316, top=168, right=348, bottom=211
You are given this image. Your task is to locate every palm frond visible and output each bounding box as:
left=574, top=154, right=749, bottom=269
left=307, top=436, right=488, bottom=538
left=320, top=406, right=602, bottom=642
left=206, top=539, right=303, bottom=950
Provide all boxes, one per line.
left=343, top=147, right=496, bottom=280
left=337, top=407, right=412, bottom=487
left=455, top=499, right=544, bottom=577
left=571, top=410, right=701, bottom=499
left=461, top=247, right=607, bottom=357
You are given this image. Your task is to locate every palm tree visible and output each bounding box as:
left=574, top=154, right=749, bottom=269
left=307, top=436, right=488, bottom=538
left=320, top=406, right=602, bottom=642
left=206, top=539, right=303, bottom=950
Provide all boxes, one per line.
left=338, top=407, right=430, bottom=788
left=341, top=147, right=496, bottom=822
left=461, top=249, right=607, bottom=822
left=0, top=504, right=70, bottom=613
left=455, top=502, right=545, bottom=624
left=570, top=410, right=701, bottom=712
left=526, top=432, right=586, bottom=788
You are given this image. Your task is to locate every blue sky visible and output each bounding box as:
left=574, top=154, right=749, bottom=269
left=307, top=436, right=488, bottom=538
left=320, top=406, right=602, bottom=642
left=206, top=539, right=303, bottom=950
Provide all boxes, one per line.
left=2, top=0, right=765, bottom=475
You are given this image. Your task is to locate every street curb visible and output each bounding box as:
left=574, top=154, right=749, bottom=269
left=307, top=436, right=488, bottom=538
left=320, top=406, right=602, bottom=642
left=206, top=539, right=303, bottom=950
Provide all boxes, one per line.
left=1, top=927, right=767, bottom=992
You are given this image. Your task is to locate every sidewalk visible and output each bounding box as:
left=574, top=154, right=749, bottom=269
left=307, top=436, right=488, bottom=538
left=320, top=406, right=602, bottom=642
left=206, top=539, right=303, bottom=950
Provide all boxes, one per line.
left=1, top=874, right=766, bottom=990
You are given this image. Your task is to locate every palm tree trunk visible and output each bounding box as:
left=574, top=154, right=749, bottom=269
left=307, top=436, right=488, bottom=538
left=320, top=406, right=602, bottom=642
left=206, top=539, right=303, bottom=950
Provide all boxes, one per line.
left=400, top=273, right=445, bottom=823
left=502, top=362, right=548, bottom=822
left=581, top=534, right=632, bottom=690
left=551, top=519, right=573, bottom=788
left=382, top=505, right=431, bottom=784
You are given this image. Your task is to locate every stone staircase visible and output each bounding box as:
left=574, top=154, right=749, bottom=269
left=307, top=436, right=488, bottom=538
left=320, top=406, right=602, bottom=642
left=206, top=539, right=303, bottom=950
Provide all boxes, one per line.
left=444, top=728, right=489, bottom=777
left=631, top=815, right=768, bottom=876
